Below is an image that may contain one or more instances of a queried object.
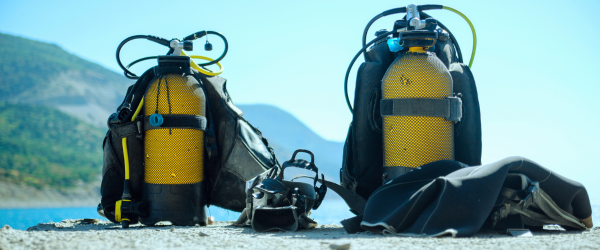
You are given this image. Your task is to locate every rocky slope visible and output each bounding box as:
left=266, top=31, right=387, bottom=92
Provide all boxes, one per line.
left=0, top=33, right=130, bottom=127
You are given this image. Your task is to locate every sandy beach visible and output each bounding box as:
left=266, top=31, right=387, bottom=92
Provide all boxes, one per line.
left=0, top=219, right=598, bottom=250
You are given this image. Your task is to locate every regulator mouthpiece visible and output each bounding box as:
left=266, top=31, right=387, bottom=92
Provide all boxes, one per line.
left=205, top=41, right=213, bottom=51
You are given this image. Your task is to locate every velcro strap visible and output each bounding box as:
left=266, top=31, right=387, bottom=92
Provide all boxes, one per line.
left=111, top=121, right=139, bottom=139
left=144, top=114, right=207, bottom=131
left=380, top=97, right=462, bottom=122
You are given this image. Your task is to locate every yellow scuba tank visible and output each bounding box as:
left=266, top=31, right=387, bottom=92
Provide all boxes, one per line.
left=144, top=69, right=205, bottom=187
left=382, top=42, right=454, bottom=171
left=140, top=55, right=208, bottom=226
left=378, top=5, right=466, bottom=181
left=109, top=31, right=228, bottom=228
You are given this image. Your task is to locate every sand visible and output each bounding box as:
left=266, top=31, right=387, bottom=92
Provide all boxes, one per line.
left=0, top=219, right=598, bottom=250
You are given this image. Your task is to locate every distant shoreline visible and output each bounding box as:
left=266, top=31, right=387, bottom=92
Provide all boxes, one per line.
left=0, top=182, right=99, bottom=209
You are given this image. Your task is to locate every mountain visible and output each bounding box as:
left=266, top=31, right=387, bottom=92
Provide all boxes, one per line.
left=0, top=33, right=130, bottom=127
left=0, top=102, right=104, bottom=188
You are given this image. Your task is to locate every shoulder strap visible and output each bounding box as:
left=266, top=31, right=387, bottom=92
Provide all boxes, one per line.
left=108, top=67, right=157, bottom=127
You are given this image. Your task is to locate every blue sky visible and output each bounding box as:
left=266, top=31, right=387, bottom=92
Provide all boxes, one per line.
left=1, top=0, right=599, bottom=199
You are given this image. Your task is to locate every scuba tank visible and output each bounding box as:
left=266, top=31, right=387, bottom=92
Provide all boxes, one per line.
left=139, top=56, right=207, bottom=226
left=380, top=7, right=460, bottom=180
left=104, top=31, right=228, bottom=228
left=100, top=30, right=282, bottom=225
left=340, top=4, right=481, bottom=200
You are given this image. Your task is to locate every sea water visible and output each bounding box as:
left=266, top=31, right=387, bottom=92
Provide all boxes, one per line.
left=2, top=200, right=597, bottom=231
left=0, top=199, right=355, bottom=230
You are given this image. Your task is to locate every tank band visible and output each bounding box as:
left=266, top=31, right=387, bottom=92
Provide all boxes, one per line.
left=380, top=97, right=462, bottom=122
left=143, top=114, right=207, bottom=131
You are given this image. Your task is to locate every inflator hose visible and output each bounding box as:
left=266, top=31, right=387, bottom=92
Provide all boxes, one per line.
left=344, top=29, right=398, bottom=112
left=441, top=6, right=477, bottom=67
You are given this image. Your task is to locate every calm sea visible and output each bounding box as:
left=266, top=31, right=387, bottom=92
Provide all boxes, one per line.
left=0, top=199, right=355, bottom=230
left=1, top=200, right=597, bottom=231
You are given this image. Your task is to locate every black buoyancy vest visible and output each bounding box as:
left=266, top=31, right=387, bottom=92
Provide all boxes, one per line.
left=340, top=34, right=482, bottom=200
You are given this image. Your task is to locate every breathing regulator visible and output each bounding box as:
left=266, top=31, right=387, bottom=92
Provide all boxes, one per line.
left=344, top=4, right=477, bottom=112
left=116, top=30, right=228, bottom=79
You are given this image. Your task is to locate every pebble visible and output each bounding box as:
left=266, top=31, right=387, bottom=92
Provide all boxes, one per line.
left=330, top=243, right=350, bottom=250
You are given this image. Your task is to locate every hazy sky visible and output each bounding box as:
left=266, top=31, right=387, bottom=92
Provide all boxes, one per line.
left=1, top=0, right=599, bottom=198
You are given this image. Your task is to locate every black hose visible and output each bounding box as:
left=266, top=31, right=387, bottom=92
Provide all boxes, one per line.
left=345, top=30, right=398, bottom=112
left=361, top=7, right=406, bottom=60
left=126, top=56, right=158, bottom=70
left=116, top=35, right=161, bottom=79
left=116, top=31, right=229, bottom=79
left=436, top=20, right=463, bottom=64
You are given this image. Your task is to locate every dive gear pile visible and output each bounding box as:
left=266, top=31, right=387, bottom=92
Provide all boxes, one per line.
left=100, top=31, right=279, bottom=227
left=96, top=4, right=593, bottom=236
left=234, top=149, right=327, bottom=232
left=330, top=4, right=592, bottom=236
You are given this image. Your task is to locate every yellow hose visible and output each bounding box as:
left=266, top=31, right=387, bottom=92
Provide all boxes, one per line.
left=131, top=96, right=144, bottom=120
left=122, top=96, right=144, bottom=181
left=122, top=137, right=130, bottom=180
left=442, top=6, right=477, bottom=68
left=181, top=51, right=224, bottom=76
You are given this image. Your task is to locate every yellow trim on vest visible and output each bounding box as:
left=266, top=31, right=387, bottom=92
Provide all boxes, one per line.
left=115, top=199, right=131, bottom=222
left=115, top=200, right=122, bottom=222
